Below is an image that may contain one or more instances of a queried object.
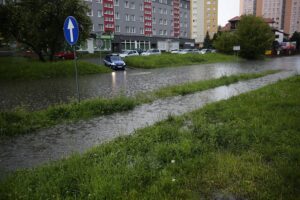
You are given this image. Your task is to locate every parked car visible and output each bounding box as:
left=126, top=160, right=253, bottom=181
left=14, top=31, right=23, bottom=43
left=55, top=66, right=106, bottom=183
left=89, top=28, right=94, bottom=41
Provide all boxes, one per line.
left=54, top=51, right=75, bottom=60
left=170, top=49, right=179, bottom=54
left=200, top=49, right=211, bottom=54
left=191, top=49, right=201, bottom=54
left=135, top=49, right=146, bottom=55
left=119, top=50, right=139, bottom=58
left=178, top=49, right=193, bottom=54
left=103, top=54, right=126, bottom=70
left=141, top=49, right=161, bottom=56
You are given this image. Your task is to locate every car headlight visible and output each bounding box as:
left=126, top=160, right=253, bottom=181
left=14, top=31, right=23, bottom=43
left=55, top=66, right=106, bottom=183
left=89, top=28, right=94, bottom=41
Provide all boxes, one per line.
left=111, top=63, right=116, bottom=66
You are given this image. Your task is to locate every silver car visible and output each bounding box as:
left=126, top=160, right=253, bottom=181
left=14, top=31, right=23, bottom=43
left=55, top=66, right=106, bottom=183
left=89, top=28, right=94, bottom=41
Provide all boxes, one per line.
left=119, top=50, right=139, bottom=58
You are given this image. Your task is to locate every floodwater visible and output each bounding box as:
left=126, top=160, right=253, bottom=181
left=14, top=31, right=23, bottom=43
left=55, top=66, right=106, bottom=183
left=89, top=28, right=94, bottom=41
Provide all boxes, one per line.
left=1, top=56, right=300, bottom=111
left=0, top=70, right=298, bottom=177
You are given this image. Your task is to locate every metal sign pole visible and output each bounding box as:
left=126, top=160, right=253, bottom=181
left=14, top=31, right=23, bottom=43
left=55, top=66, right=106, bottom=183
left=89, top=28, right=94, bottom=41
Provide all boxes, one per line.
left=73, top=45, right=80, bottom=102
left=64, top=16, right=80, bottom=103
left=99, top=41, right=102, bottom=66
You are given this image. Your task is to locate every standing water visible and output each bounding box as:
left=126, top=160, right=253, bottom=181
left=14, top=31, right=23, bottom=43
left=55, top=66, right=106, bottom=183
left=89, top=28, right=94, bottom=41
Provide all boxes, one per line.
left=0, top=70, right=298, bottom=177
left=1, top=56, right=300, bottom=111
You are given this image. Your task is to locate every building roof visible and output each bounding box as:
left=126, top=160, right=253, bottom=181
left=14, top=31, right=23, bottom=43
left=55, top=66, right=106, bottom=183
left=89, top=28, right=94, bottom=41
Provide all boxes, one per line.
left=228, top=16, right=275, bottom=24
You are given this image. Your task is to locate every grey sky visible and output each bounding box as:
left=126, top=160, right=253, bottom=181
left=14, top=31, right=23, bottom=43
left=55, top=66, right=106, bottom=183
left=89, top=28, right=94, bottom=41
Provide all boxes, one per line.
left=218, top=0, right=240, bottom=26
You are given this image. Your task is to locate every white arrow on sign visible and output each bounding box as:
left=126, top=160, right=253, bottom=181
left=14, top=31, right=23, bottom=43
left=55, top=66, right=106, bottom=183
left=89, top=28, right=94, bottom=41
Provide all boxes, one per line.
left=67, top=19, right=74, bottom=42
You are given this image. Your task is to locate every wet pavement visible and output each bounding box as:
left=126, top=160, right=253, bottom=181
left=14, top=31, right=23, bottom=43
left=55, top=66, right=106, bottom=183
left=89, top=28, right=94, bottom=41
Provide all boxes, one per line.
left=0, top=70, right=298, bottom=177
left=1, top=56, right=300, bottom=111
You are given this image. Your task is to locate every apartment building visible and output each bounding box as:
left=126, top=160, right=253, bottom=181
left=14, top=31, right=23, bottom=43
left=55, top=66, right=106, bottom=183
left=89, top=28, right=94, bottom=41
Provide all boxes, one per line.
left=190, top=0, right=218, bottom=47
left=240, top=0, right=300, bottom=35
left=82, top=0, right=194, bottom=53
left=240, top=0, right=256, bottom=15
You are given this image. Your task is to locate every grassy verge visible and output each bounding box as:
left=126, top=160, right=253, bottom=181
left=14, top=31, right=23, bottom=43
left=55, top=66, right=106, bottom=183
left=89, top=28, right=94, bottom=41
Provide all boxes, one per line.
left=0, top=57, right=111, bottom=80
left=1, top=75, right=299, bottom=199
left=125, top=53, right=237, bottom=69
left=0, top=70, right=279, bottom=137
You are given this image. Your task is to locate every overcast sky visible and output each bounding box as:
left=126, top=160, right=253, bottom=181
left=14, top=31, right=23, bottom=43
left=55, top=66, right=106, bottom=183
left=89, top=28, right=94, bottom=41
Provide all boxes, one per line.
left=218, top=0, right=240, bottom=26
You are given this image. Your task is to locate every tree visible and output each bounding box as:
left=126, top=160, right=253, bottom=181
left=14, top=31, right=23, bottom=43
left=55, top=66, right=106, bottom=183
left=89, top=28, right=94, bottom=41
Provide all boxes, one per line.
left=213, top=32, right=238, bottom=54
left=290, top=31, right=300, bottom=51
left=203, top=31, right=212, bottom=48
left=236, top=15, right=274, bottom=59
left=0, top=0, right=92, bottom=61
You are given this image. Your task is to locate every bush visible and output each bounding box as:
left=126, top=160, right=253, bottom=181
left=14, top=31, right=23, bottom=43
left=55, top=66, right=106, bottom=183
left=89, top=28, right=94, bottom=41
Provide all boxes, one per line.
left=213, top=32, right=238, bottom=54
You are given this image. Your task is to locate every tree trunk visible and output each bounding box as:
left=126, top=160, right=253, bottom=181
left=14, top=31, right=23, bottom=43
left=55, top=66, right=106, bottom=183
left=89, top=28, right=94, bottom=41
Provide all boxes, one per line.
left=36, top=51, right=46, bottom=62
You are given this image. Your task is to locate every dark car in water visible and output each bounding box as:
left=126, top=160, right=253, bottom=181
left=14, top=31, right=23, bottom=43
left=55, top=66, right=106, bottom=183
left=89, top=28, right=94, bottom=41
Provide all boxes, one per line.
left=103, top=54, right=126, bottom=70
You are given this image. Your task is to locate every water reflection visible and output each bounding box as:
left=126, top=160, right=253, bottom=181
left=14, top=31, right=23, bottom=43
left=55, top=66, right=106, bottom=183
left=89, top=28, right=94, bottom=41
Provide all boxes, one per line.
left=111, top=71, right=127, bottom=95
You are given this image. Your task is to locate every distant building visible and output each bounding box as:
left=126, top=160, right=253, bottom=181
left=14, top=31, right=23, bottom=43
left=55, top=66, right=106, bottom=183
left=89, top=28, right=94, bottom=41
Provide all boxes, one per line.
left=222, top=16, right=289, bottom=43
left=190, top=0, right=218, bottom=47
left=240, top=0, right=300, bottom=35
left=240, top=0, right=256, bottom=15
left=82, top=0, right=194, bottom=53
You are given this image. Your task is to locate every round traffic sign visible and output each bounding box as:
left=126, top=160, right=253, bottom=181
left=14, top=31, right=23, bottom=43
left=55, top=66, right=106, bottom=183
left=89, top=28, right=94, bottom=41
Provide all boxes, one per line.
left=63, top=16, right=79, bottom=46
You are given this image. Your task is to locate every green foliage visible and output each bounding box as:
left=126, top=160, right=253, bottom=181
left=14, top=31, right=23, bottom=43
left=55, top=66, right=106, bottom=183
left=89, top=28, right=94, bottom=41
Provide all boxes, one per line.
left=125, top=53, right=236, bottom=69
left=203, top=31, right=212, bottom=48
left=0, top=57, right=111, bottom=80
left=290, top=31, right=300, bottom=51
left=213, top=32, right=238, bottom=54
left=0, top=70, right=279, bottom=137
left=236, top=15, right=274, bottom=59
left=0, top=0, right=92, bottom=61
left=0, top=96, right=136, bottom=137
left=1, top=76, right=299, bottom=199
left=214, top=15, right=274, bottom=59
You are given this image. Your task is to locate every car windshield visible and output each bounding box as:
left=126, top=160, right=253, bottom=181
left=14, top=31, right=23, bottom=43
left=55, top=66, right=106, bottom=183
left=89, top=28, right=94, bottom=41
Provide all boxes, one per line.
left=121, top=50, right=131, bottom=54
left=110, top=56, right=122, bottom=61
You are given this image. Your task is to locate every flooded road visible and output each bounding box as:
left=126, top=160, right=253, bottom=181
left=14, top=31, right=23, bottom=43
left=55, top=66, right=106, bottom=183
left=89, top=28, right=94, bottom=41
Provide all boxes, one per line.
left=0, top=70, right=297, bottom=176
left=1, top=56, right=300, bottom=111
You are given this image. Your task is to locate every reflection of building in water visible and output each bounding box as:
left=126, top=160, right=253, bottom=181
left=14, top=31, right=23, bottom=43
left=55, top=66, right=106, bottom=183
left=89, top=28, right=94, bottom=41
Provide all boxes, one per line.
left=111, top=71, right=127, bottom=95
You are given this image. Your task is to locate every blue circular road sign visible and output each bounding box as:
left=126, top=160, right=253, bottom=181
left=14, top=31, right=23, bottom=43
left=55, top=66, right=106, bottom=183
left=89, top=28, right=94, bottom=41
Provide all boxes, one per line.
left=63, top=16, right=79, bottom=46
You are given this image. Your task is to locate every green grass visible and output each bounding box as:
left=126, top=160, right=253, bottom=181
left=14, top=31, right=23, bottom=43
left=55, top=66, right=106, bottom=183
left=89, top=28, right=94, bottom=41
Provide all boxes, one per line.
left=0, top=57, right=111, bottom=80
left=151, top=70, right=278, bottom=98
left=1, top=75, right=299, bottom=199
left=0, top=70, right=279, bottom=137
left=125, top=53, right=237, bottom=69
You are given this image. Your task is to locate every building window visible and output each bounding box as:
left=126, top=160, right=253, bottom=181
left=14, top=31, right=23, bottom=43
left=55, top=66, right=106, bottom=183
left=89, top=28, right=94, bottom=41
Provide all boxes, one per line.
left=87, top=9, right=93, bottom=16
left=130, top=2, right=135, bottom=9
left=116, top=25, right=120, bottom=32
left=115, top=12, right=120, bottom=19
left=99, top=24, right=104, bottom=31
left=159, top=18, right=163, bottom=25
left=98, top=10, right=102, bottom=17
left=125, top=1, right=129, bottom=8
left=130, top=15, right=135, bottom=21
left=114, top=0, right=119, bottom=6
